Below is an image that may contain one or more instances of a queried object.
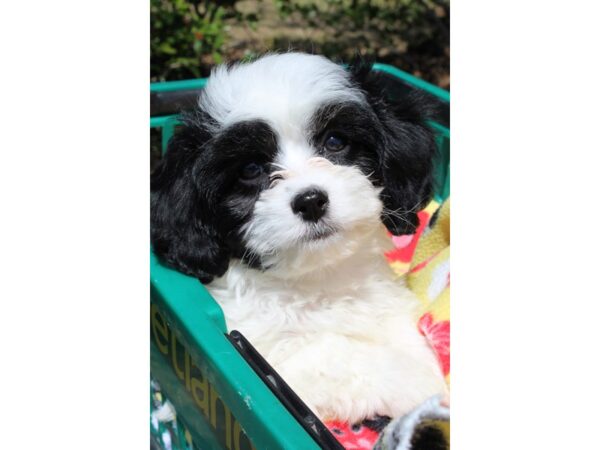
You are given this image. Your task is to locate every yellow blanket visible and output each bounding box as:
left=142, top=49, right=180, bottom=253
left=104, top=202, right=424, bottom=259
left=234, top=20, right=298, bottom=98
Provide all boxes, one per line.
left=375, top=199, right=450, bottom=450
left=407, top=200, right=450, bottom=385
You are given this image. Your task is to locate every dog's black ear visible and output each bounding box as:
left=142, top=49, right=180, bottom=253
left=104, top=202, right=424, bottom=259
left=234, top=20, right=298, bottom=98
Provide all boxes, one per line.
left=350, top=60, right=438, bottom=235
left=151, top=112, right=229, bottom=283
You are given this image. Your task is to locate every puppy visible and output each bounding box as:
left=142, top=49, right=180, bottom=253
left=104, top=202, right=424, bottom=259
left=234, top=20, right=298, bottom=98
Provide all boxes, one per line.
left=151, top=53, right=447, bottom=425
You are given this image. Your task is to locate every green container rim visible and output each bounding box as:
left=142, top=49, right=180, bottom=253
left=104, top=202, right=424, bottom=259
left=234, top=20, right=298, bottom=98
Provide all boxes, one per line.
left=151, top=251, right=322, bottom=450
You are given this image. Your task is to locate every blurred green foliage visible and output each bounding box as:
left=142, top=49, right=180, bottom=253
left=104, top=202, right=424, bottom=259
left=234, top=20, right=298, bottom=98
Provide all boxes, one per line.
left=151, top=0, right=230, bottom=81
left=151, top=0, right=449, bottom=87
left=276, top=0, right=448, bottom=37
left=273, top=0, right=449, bottom=88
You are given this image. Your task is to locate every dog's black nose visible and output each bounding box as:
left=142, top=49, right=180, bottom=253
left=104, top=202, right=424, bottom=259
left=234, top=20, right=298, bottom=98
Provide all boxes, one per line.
left=291, top=189, right=329, bottom=222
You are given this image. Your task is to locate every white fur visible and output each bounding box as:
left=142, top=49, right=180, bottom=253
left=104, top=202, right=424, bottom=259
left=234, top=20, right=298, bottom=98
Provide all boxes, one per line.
left=202, top=54, right=447, bottom=424
left=199, top=53, right=365, bottom=133
left=209, top=227, right=447, bottom=423
left=242, top=157, right=384, bottom=277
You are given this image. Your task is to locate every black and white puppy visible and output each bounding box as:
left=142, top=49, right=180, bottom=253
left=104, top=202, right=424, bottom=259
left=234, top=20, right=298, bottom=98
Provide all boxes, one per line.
left=151, top=53, right=447, bottom=424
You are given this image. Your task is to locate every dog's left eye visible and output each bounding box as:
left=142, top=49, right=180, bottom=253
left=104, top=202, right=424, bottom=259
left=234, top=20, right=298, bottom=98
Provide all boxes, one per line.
left=240, top=162, right=264, bottom=180
left=324, top=134, right=348, bottom=152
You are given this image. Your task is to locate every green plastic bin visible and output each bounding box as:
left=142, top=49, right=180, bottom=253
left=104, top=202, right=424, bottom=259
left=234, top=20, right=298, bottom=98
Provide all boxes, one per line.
left=150, top=63, right=450, bottom=450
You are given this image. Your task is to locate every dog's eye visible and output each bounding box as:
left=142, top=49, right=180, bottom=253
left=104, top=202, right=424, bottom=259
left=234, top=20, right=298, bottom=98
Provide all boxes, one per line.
left=240, top=162, right=263, bottom=180
left=324, top=134, right=348, bottom=152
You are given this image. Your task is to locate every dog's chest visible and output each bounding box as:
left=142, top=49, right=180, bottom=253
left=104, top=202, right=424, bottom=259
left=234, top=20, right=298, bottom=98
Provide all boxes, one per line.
left=207, top=263, right=416, bottom=350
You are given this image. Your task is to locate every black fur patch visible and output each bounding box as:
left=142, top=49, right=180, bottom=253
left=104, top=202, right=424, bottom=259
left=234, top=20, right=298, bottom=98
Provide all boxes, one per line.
left=308, top=61, right=437, bottom=235
left=351, top=62, right=437, bottom=234
left=151, top=114, right=278, bottom=282
left=309, top=102, right=382, bottom=178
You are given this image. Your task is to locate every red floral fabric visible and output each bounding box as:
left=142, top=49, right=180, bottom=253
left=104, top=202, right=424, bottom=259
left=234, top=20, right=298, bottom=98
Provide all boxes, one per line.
left=326, top=421, right=380, bottom=450
left=418, top=312, right=450, bottom=376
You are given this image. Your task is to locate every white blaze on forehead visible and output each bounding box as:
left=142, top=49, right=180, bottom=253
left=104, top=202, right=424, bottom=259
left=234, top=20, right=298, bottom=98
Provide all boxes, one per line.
left=275, top=138, right=315, bottom=172
left=198, top=53, right=366, bottom=131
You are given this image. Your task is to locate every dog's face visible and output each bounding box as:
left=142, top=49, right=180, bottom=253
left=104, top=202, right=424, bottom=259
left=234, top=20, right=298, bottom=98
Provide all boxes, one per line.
left=151, top=53, right=436, bottom=283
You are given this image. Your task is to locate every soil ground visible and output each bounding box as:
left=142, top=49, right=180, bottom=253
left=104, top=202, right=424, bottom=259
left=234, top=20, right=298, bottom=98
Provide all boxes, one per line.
left=207, top=1, right=449, bottom=89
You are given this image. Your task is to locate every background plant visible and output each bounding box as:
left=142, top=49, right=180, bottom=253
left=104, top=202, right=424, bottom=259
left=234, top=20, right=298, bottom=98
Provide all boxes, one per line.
left=151, top=0, right=232, bottom=81
left=274, top=0, right=449, bottom=87
left=151, top=0, right=449, bottom=87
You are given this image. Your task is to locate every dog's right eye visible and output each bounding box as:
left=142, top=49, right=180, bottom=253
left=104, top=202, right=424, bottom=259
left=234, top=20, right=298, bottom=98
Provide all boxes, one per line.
left=323, top=133, right=349, bottom=152
left=240, top=163, right=263, bottom=180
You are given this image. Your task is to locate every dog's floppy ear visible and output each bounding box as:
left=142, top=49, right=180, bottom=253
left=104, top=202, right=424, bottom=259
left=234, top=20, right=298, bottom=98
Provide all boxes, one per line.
left=151, top=112, right=229, bottom=283
left=350, top=58, right=438, bottom=235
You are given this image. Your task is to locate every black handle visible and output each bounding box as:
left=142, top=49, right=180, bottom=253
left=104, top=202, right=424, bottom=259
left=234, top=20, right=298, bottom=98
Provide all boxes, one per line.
left=227, top=330, right=345, bottom=450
